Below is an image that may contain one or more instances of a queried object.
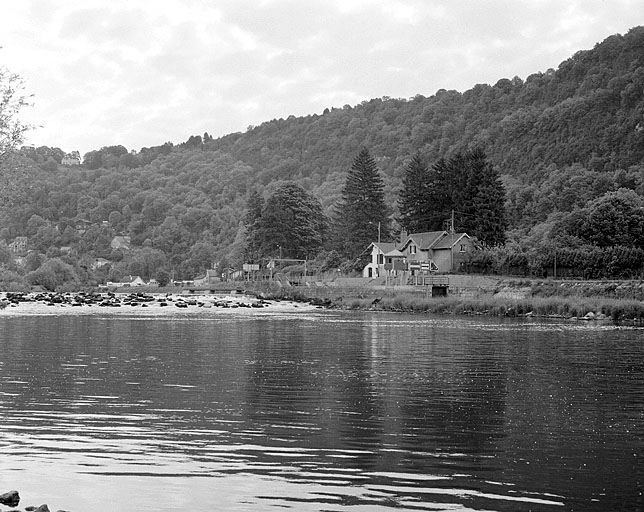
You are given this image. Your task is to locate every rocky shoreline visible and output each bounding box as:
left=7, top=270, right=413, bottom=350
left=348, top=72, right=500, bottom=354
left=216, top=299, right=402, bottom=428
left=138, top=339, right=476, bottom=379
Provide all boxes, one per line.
left=0, top=291, right=275, bottom=310
left=0, top=490, right=64, bottom=512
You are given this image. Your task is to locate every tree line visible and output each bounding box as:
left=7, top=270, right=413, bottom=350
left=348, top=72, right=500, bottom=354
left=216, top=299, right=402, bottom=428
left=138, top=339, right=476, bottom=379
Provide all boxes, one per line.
left=238, top=147, right=507, bottom=272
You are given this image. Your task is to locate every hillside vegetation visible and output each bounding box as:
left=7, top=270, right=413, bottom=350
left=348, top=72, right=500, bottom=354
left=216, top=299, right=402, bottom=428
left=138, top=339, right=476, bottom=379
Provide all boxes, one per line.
left=1, top=27, right=644, bottom=288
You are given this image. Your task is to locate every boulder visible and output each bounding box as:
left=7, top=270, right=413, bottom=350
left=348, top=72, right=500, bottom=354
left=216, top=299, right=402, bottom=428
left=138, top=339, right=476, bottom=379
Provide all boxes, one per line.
left=0, top=490, right=20, bottom=507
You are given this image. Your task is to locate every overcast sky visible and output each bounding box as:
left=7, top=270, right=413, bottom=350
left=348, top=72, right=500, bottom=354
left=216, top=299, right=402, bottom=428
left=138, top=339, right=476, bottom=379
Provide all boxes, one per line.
left=1, top=0, right=641, bottom=156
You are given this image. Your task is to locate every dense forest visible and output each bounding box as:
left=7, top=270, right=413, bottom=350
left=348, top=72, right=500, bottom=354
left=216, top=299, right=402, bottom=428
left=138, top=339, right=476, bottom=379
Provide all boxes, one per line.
left=1, top=27, right=644, bottom=289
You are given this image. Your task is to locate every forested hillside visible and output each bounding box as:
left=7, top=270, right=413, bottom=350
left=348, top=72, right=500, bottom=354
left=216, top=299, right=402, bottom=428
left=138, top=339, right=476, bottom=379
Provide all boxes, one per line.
left=1, top=27, right=644, bottom=288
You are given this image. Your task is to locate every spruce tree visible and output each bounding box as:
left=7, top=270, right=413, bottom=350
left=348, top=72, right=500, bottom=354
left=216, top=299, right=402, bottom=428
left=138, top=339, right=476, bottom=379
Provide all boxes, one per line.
left=467, top=148, right=507, bottom=246
left=398, top=152, right=433, bottom=232
left=401, top=147, right=507, bottom=245
left=444, top=148, right=507, bottom=246
left=333, top=148, right=389, bottom=259
left=421, top=157, right=452, bottom=231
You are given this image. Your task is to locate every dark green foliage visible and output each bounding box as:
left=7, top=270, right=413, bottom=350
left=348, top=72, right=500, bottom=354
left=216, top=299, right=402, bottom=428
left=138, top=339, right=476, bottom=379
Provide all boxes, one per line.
left=464, top=244, right=644, bottom=279
left=252, top=183, right=327, bottom=260
left=401, top=148, right=507, bottom=246
left=25, top=258, right=79, bottom=291
left=243, top=190, right=264, bottom=262
left=465, top=148, right=507, bottom=247
left=561, top=189, right=644, bottom=247
left=156, top=269, right=171, bottom=287
left=397, top=152, right=434, bottom=232
left=333, top=148, right=390, bottom=258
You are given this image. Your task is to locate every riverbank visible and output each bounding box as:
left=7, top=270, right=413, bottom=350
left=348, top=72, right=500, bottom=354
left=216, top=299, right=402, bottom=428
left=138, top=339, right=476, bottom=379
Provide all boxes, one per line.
left=246, top=277, right=644, bottom=324
left=2, top=277, right=643, bottom=324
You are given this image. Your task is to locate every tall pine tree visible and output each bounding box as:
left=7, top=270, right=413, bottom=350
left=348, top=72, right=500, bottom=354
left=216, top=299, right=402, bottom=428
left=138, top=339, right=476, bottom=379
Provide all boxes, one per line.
left=466, top=148, right=507, bottom=247
left=396, top=147, right=507, bottom=245
left=333, top=148, right=390, bottom=259
left=398, top=152, right=434, bottom=232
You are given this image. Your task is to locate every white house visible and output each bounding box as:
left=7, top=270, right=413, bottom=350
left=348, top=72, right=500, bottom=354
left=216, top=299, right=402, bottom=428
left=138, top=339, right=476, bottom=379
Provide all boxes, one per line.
left=362, top=242, right=406, bottom=278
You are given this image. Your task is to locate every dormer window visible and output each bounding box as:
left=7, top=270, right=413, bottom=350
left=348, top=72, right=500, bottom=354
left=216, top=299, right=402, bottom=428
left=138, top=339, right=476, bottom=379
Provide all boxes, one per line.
left=409, top=245, right=416, bottom=254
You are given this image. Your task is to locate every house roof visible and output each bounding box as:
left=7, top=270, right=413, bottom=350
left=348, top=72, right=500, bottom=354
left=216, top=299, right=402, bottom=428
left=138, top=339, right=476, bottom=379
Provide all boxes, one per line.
left=367, top=231, right=471, bottom=254
left=401, top=231, right=446, bottom=251
left=370, top=242, right=398, bottom=253
left=432, top=232, right=470, bottom=250
left=384, top=248, right=404, bottom=257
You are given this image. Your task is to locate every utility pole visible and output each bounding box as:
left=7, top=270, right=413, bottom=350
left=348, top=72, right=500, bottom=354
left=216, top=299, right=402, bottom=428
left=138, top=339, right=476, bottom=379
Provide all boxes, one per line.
left=450, top=209, right=455, bottom=272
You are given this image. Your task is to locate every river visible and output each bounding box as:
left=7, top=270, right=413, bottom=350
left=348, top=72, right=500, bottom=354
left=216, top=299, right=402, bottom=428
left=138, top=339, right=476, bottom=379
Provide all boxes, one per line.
left=0, top=306, right=642, bottom=511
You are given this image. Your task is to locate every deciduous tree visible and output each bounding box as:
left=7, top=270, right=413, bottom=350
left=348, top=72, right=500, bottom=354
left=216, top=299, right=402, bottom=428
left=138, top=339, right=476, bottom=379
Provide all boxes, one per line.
left=257, top=183, right=327, bottom=260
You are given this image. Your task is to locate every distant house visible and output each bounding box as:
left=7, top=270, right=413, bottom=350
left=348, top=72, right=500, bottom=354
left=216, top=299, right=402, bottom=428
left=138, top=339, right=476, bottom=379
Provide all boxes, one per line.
left=398, top=230, right=474, bottom=273
left=194, top=269, right=220, bottom=286
left=75, top=218, right=92, bottom=233
left=363, top=230, right=475, bottom=277
left=106, top=275, right=145, bottom=287
left=363, top=242, right=406, bottom=278
left=8, top=236, right=28, bottom=254
left=60, top=246, right=76, bottom=256
left=90, top=258, right=110, bottom=271
left=128, top=276, right=146, bottom=287
left=110, top=235, right=131, bottom=251
left=62, top=151, right=81, bottom=166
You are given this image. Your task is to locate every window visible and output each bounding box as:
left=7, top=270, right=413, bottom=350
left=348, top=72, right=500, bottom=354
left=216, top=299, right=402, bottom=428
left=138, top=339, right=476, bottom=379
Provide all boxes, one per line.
left=460, top=244, right=466, bottom=253
left=409, top=245, right=416, bottom=254
left=377, top=254, right=384, bottom=264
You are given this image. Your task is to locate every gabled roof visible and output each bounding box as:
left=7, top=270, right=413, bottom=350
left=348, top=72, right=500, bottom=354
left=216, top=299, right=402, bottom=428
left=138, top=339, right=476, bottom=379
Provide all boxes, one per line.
left=401, top=231, right=446, bottom=251
left=369, top=242, right=398, bottom=253
left=431, top=232, right=470, bottom=250
left=384, top=248, right=404, bottom=257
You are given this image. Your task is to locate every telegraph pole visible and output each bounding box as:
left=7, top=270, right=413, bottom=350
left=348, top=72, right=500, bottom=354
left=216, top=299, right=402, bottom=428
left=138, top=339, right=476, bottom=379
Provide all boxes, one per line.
left=450, top=210, right=455, bottom=271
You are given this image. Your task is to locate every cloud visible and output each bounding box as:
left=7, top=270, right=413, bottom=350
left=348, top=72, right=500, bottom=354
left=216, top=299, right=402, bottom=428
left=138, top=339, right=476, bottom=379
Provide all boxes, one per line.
left=0, top=0, right=642, bottom=154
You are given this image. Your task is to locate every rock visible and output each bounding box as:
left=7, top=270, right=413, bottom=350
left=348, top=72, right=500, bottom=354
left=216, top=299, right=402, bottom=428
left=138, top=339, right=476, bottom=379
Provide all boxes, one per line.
left=0, top=490, right=20, bottom=507
left=26, top=506, right=50, bottom=512
left=582, top=311, right=596, bottom=320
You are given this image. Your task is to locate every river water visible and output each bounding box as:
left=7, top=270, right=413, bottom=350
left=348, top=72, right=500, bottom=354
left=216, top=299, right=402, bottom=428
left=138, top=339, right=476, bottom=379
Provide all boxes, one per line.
left=0, top=307, right=642, bottom=511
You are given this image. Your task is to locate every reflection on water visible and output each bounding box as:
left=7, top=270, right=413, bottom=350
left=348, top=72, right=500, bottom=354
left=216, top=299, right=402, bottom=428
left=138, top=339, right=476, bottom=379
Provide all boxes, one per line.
left=0, top=311, right=642, bottom=511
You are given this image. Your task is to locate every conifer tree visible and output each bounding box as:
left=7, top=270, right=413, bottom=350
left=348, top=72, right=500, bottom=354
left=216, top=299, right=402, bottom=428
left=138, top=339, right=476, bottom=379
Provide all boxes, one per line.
left=424, top=157, right=453, bottom=231
left=447, top=148, right=507, bottom=246
left=333, top=148, right=389, bottom=259
left=468, top=148, right=507, bottom=246
left=398, top=148, right=507, bottom=245
left=398, top=152, right=433, bottom=232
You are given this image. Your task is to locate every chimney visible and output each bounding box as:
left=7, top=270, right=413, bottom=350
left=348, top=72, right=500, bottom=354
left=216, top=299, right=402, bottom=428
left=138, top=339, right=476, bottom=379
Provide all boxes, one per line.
left=400, top=229, right=408, bottom=244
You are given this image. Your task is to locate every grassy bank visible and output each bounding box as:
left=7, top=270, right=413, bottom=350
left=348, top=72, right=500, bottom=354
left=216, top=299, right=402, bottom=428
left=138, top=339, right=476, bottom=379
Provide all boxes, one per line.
left=339, top=293, right=644, bottom=322
left=249, top=281, right=644, bottom=324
